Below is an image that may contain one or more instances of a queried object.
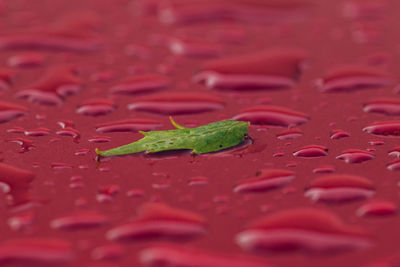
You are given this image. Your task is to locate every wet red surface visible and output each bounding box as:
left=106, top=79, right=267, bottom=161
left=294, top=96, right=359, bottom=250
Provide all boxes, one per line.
left=0, top=0, right=400, bottom=266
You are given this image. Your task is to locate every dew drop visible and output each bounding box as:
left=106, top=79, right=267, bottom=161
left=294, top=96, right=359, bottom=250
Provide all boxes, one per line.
left=363, top=98, right=400, bottom=116
left=234, top=169, right=295, bottom=193
left=363, top=121, right=400, bottom=137
left=330, top=129, right=351, bottom=139
left=195, top=48, right=307, bottom=90
left=50, top=211, right=109, bottom=230
left=305, top=174, right=375, bottom=203
left=233, top=105, right=309, bottom=127
left=76, top=98, right=116, bottom=116
left=109, top=74, right=170, bottom=95
left=0, top=101, right=28, bottom=123
left=336, top=149, right=375, bottom=164
left=357, top=200, right=397, bottom=217
left=293, top=145, right=328, bottom=158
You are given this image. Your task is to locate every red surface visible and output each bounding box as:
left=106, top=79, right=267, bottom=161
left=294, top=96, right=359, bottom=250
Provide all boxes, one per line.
left=0, top=0, right=400, bottom=266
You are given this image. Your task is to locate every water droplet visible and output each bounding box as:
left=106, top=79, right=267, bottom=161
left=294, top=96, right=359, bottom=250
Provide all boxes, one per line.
left=139, top=243, right=266, bottom=267
left=91, top=244, right=124, bottom=261
left=56, top=127, right=81, bottom=143
left=305, top=174, right=375, bottom=203
left=363, top=98, right=400, bottom=116
left=88, top=136, right=111, bottom=143
left=357, top=200, right=397, bottom=217
left=386, top=159, right=400, bottom=171
left=276, top=128, right=303, bottom=140
left=388, top=146, right=400, bottom=157
left=159, top=0, right=310, bottom=24
left=128, top=92, right=224, bottom=115
left=8, top=212, right=34, bottom=231
left=0, top=100, right=28, bottom=123
left=0, top=238, right=74, bottom=264
left=24, top=127, right=51, bottom=137
left=234, top=169, right=295, bottom=193
left=168, top=37, right=224, bottom=57
left=0, top=163, right=35, bottom=206
left=95, top=118, right=162, bottom=133
left=316, top=65, right=394, bottom=93
left=51, top=162, right=73, bottom=170
left=0, top=14, right=102, bottom=52
left=293, top=145, right=328, bottom=157
left=106, top=203, right=206, bottom=241
left=8, top=52, right=45, bottom=68
left=77, top=98, right=116, bottom=116
left=8, top=138, right=35, bottom=153
left=233, top=105, right=309, bottom=127
left=330, top=129, right=351, bottom=139
left=16, top=66, right=82, bottom=105
left=236, top=208, right=371, bottom=253
left=109, top=74, right=170, bottom=95
left=195, top=48, right=306, bottom=90
left=51, top=211, right=109, bottom=230
left=0, top=68, right=16, bottom=90
left=313, top=165, right=335, bottom=174
left=187, top=176, right=209, bottom=186
left=336, top=149, right=375, bottom=164
left=364, top=121, right=400, bottom=136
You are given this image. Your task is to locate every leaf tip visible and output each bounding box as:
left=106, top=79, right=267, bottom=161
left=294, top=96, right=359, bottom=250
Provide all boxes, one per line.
left=169, top=116, right=185, bottom=129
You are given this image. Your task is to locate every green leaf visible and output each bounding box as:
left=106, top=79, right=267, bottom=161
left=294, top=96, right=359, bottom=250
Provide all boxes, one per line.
left=96, top=117, right=250, bottom=157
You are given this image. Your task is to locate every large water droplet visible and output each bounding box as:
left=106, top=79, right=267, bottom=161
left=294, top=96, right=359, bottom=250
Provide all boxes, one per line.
left=0, top=101, right=28, bottom=123
left=233, top=105, right=309, bottom=127
left=336, top=149, right=375, bottom=164
left=363, top=98, right=400, bottom=116
left=236, top=208, right=371, bottom=253
left=305, top=174, right=375, bottom=203
left=363, top=121, right=400, bottom=136
left=106, top=203, right=206, bottom=241
left=293, top=145, right=328, bottom=158
left=195, top=48, right=306, bottom=90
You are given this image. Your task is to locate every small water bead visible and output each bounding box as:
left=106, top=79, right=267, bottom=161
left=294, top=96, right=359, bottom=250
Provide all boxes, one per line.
left=387, top=159, right=400, bottom=171
left=8, top=138, right=35, bottom=153
left=336, top=149, right=375, bottom=164
left=106, top=202, right=206, bottom=241
left=24, top=127, right=51, bottom=137
left=128, top=92, right=224, bottom=115
left=0, top=238, right=74, bottom=264
left=357, top=200, right=397, bottom=217
left=95, top=118, right=162, bottom=133
left=293, top=145, right=328, bottom=158
left=88, top=136, right=111, bottom=143
left=0, top=100, right=28, bottom=123
left=187, top=176, right=209, bottom=186
left=7, top=126, right=25, bottom=133
left=8, top=211, right=34, bottom=231
left=236, top=208, right=371, bottom=253
left=126, top=188, right=145, bottom=198
left=305, top=174, right=375, bottom=203
left=91, top=244, right=124, bottom=261
left=276, top=128, right=303, bottom=140
left=75, top=149, right=90, bottom=156
left=364, top=121, right=400, bottom=137
left=50, top=211, right=109, bottom=230
left=139, top=243, right=266, bottom=267
left=388, top=146, right=400, bottom=157
left=363, top=98, right=400, bottom=116
left=57, top=120, right=75, bottom=129
left=77, top=99, right=116, bottom=116
left=98, top=185, right=120, bottom=196
left=56, top=127, right=81, bottom=143
left=16, top=65, right=83, bottom=106
left=51, top=162, right=73, bottom=169
left=316, top=64, right=394, bottom=93
left=368, top=140, right=384, bottom=146
left=8, top=52, right=45, bottom=68
left=194, top=48, right=307, bottom=90
left=109, top=74, right=170, bottom=95
left=234, top=169, right=295, bottom=193
left=233, top=105, right=309, bottom=127
left=313, top=165, right=335, bottom=174
left=167, top=37, right=224, bottom=57
left=330, top=129, right=351, bottom=139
